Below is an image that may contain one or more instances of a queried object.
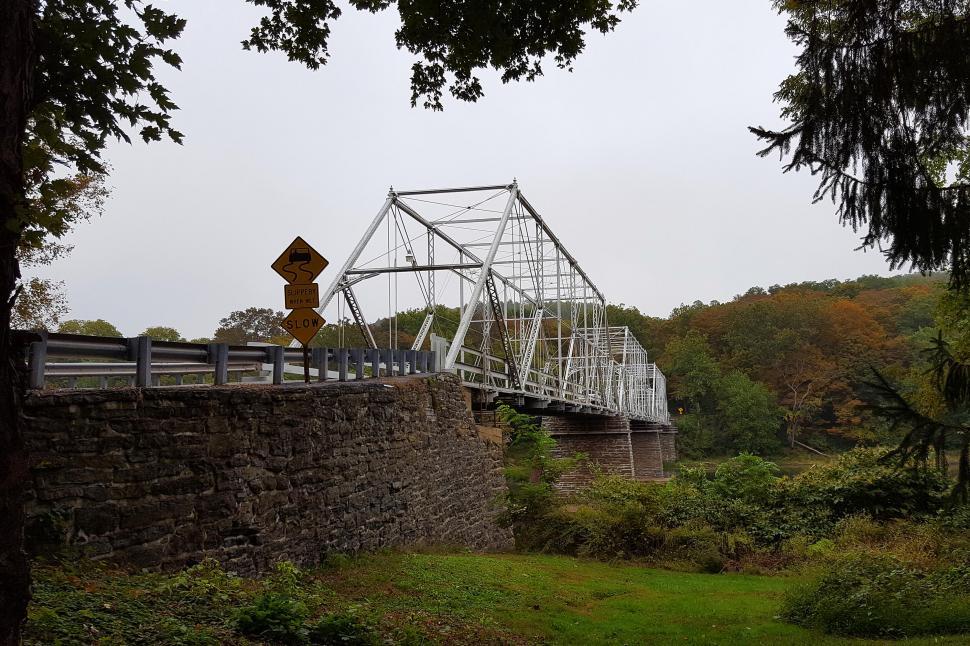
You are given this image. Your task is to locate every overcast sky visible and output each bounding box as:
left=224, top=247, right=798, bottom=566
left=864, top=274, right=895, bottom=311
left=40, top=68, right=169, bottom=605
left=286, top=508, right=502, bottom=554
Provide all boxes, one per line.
left=32, top=0, right=906, bottom=339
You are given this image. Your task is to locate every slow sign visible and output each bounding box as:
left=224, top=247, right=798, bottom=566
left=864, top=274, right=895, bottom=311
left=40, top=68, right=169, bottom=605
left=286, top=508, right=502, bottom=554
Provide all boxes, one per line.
left=281, top=308, right=325, bottom=346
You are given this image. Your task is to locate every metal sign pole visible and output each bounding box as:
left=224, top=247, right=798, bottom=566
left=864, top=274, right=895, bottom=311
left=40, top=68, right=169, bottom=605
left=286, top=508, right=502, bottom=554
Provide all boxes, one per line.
left=303, top=345, right=310, bottom=383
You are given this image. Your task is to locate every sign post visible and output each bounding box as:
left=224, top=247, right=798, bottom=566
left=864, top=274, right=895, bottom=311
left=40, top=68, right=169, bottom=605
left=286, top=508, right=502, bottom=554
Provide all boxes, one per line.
left=272, top=237, right=328, bottom=383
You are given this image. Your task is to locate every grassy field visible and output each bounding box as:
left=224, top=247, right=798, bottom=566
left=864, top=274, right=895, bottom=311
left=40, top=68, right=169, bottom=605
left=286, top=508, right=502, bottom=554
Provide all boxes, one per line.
left=26, top=552, right=970, bottom=645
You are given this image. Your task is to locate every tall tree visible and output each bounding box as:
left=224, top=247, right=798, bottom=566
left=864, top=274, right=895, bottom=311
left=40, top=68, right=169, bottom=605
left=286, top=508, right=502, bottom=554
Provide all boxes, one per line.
left=0, top=2, right=639, bottom=639
left=139, top=326, right=183, bottom=342
left=57, top=319, right=123, bottom=337
left=752, top=0, right=970, bottom=288
left=214, top=307, right=287, bottom=345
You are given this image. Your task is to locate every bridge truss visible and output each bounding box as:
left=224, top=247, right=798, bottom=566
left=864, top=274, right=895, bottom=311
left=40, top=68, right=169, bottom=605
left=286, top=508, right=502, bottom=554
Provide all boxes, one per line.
left=316, top=182, right=669, bottom=423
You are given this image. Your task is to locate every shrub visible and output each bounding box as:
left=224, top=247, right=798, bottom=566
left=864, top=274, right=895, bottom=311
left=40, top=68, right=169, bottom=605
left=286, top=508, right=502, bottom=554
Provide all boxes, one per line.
left=234, top=592, right=309, bottom=644
left=572, top=506, right=665, bottom=560
left=782, top=448, right=949, bottom=535
left=660, top=524, right=725, bottom=573
left=711, top=454, right=780, bottom=502
left=307, top=613, right=378, bottom=645
left=782, top=553, right=970, bottom=637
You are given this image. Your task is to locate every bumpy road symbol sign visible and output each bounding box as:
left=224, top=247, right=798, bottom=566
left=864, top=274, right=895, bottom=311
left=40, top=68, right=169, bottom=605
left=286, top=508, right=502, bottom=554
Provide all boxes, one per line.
left=272, top=236, right=329, bottom=284
left=281, top=308, right=325, bottom=346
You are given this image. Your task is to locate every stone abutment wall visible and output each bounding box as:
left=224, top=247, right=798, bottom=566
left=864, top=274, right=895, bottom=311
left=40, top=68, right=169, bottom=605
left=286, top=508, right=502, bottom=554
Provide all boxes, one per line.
left=21, top=374, right=512, bottom=574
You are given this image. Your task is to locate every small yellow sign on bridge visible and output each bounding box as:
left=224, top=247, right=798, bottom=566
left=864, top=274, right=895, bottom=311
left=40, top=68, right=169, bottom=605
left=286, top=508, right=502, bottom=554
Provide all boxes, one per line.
left=284, top=283, right=320, bottom=309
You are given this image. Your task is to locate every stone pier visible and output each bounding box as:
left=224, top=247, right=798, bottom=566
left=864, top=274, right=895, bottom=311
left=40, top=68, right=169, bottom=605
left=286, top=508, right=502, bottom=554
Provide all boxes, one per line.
left=543, top=415, right=677, bottom=493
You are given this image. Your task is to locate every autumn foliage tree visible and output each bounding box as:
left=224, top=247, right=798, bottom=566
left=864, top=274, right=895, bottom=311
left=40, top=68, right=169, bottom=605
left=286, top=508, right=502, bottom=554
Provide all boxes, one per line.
left=631, top=275, right=948, bottom=456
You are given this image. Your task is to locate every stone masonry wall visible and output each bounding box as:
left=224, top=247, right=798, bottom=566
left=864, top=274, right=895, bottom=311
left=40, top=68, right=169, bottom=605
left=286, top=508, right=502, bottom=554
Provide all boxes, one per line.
left=660, top=431, right=678, bottom=463
left=548, top=432, right=635, bottom=493
left=21, top=374, right=512, bottom=574
left=545, top=416, right=677, bottom=492
left=545, top=415, right=634, bottom=494
left=630, top=432, right=664, bottom=479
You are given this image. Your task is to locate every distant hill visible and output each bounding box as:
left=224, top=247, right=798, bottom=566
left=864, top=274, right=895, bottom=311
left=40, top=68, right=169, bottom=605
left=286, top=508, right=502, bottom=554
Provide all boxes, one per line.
left=610, top=273, right=952, bottom=453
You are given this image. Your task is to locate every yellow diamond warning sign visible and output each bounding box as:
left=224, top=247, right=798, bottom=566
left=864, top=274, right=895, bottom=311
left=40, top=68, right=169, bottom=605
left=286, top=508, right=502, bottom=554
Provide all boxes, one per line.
left=281, top=308, right=325, bottom=346
left=272, top=237, right=329, bottom=284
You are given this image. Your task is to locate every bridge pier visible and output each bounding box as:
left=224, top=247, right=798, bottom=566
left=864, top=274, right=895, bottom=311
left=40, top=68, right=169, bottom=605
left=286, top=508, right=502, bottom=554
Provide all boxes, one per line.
left=542, top=415, right=677, bottom=493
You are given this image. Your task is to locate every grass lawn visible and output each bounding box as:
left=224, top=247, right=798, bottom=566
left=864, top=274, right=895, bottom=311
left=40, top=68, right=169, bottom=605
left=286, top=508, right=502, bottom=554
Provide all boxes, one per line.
left=26, top=552, right=967, bottom=645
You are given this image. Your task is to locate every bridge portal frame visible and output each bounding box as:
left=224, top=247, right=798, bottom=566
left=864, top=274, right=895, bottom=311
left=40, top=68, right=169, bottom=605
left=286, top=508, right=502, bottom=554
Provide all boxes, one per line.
left=313, top=182, right=669, bottom=424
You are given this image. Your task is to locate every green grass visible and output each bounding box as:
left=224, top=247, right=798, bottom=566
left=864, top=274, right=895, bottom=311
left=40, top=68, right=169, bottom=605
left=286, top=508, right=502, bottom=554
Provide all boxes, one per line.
left=26, top=552, right=969, bottom=645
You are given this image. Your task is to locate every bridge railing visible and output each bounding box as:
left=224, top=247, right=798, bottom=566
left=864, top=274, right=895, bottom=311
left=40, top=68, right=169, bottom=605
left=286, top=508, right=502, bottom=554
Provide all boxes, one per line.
left=17, top=331, right=436, bottom=390
left=433, top=332, right=670, bottom=423
left=439, top=335, right=623, bottom=414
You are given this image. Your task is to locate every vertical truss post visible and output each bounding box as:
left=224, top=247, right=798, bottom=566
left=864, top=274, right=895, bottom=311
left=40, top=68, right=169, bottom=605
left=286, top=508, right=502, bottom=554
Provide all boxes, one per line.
left=444, top=185, right=518, bottom=369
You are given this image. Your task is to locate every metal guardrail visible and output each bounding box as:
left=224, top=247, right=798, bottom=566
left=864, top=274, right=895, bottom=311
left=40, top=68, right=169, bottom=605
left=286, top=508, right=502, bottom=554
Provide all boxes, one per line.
left=18, top=332, right=437, bottom=390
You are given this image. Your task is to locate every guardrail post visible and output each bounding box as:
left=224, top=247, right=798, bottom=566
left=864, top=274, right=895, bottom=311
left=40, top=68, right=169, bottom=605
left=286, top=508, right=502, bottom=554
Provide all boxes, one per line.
left=397, top=349, right=408, bottom=376
left=208, top=343, right=228, bottom=385
left=379, top=349, right=390, bottom=377
left=428, top=351, right=437, bottom=373
left=28, top=335, right=47, bottom=390
left=312, top=347, right=327, bottom=382
left=407, top=350, right=417, bottom=375
left=368, top=348, right=379, bottom=378
left=337, top=348, right=348, bottom=381
left=353, top=348, right=365, bottom=380
left=267, top=346, right=284, bottom=385
left=128, top=336, right=152, bottom=387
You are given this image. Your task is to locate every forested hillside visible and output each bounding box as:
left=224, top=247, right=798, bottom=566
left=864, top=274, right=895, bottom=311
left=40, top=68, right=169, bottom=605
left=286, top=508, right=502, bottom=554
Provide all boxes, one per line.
left=611, top=274, right=959, bottom=456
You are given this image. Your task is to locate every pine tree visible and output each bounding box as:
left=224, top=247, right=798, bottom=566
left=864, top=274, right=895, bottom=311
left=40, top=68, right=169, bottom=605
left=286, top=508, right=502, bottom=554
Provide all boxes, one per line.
left=752, top=1, right=970, bottom=288
left=868, top=333, right=970, bottom=501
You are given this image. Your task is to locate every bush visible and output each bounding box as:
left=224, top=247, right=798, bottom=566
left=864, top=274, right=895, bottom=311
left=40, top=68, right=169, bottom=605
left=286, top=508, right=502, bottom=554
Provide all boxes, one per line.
left=512, top=444, right=957, bottom=572
left=660, top=524, right=725, bottom=573
left=234, top=592, right=309, bottom=644
left=307, top=613, right=378, bottom=645
left=782, top=553, right=970, bottom=638
left=783, top=448, right=949, bottom=533
left=711, top=454, right=781, bottom=502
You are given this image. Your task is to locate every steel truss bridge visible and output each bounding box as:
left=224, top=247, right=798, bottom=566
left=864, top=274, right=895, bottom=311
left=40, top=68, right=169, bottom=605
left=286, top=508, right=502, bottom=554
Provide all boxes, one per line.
left=314, top=182, right=669, bottom=424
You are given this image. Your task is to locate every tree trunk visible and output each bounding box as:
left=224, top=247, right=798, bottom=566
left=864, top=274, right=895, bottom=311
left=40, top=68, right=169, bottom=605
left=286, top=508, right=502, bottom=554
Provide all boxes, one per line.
left=0, top=1, right=35, bottom=643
